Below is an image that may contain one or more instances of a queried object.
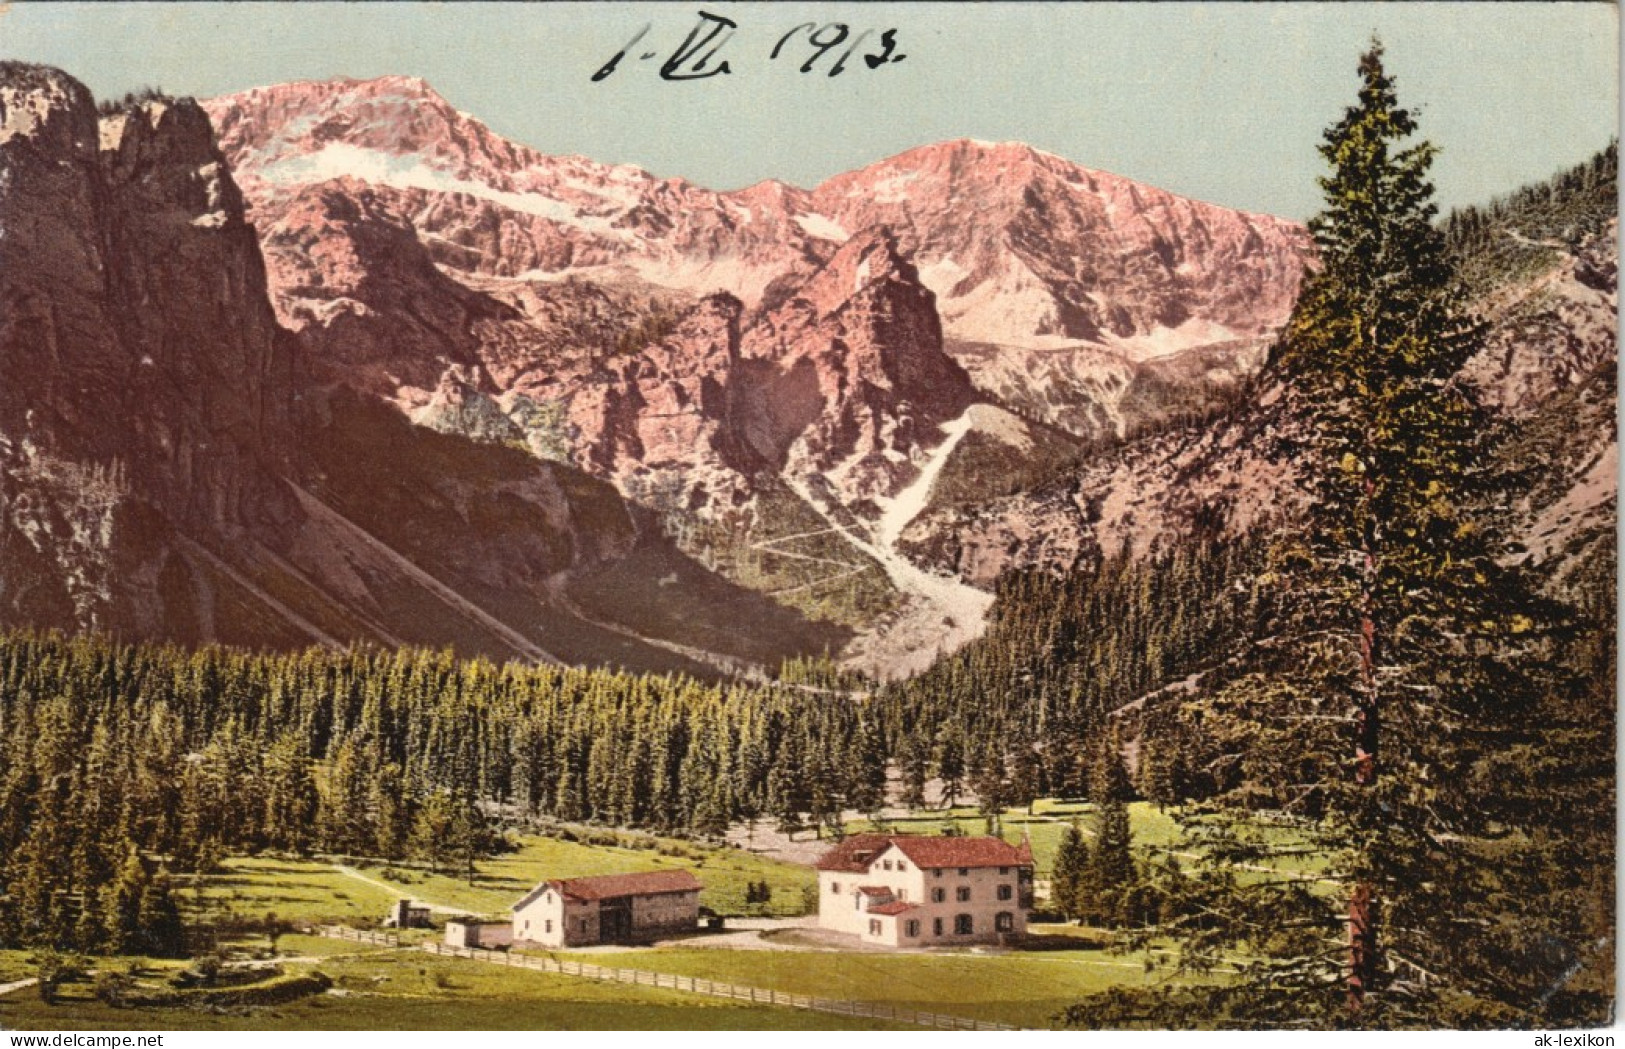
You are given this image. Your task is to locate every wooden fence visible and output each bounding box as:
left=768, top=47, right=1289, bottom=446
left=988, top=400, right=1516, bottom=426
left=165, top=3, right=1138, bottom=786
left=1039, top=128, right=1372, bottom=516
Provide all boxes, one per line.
left=421, top=941, right=1019, bottom=1031
left=316, top=925, right=400, bottom=947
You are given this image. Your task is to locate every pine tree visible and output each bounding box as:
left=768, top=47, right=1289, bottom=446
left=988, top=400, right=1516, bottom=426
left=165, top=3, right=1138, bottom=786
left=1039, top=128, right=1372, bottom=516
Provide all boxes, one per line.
left=1078, top=735, right=1135, bottom=928
left=101, top=844, right=146, bottom=956
left=1264, top=39, right=1549, bottom=1021
left=135, top=869, right=184, bottom=958
left=1051, top=822, right=1089, bottom=922
left=1067, top=41, right=1575, bottom=1029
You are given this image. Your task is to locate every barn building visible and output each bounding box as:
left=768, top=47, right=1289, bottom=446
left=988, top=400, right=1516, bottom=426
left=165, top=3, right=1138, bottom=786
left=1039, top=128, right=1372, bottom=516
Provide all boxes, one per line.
left=511, top=869, right=702, bottom=947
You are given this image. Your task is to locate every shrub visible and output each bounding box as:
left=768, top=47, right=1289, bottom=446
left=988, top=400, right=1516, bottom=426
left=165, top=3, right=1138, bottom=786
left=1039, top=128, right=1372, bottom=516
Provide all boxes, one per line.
left=93, top=969, right=136, bottom=1008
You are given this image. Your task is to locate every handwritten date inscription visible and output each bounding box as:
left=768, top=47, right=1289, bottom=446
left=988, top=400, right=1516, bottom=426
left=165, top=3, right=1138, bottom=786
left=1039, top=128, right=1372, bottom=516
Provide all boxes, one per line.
left=592, top=10, right=906, bottom=82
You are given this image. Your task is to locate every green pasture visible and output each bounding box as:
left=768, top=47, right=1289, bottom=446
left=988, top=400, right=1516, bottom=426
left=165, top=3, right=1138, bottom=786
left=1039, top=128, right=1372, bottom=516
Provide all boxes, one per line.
left=553, top=941, right=1188, bottom=1030
left=0, top=949, right=900, bottom=1031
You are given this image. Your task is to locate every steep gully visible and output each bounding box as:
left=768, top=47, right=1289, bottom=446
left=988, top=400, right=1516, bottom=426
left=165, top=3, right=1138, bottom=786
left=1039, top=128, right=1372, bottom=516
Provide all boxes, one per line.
left=787, top=407, right=994, bottom=679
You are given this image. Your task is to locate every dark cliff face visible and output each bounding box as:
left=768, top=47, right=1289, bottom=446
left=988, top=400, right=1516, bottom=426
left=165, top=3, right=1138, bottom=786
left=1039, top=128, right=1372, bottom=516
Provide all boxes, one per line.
left=0, top=66, right=297, bottom=535
left=0, top=65, right=301, bottom=634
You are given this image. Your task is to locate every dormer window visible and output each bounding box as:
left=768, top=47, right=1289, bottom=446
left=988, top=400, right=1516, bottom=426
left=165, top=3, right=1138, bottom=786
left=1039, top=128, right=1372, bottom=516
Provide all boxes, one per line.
left=883, top=860, right=893, bottom=871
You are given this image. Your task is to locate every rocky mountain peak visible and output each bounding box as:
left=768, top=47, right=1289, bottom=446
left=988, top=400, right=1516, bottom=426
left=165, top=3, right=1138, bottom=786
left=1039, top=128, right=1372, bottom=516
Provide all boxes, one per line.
left=790, top=226, right=920, bottom=318
left=0, top=61, right=97, bottom=154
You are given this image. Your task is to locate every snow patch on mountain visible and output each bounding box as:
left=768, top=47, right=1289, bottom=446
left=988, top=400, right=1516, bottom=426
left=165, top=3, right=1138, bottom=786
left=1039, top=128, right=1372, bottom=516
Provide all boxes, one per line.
left=259, top=143, right=633, bottom=238
left=917, top=256, right=969, bottom=297
left=793, top=212, right=850, bottom=242
left=877, top=408, right=976, bottom=550
left=1102, top=318, right=1246, bottom=362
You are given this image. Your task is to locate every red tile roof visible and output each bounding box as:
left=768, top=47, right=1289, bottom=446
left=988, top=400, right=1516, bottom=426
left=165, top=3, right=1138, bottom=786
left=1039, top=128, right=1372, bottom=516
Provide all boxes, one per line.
left=812, top=833, right=896, bottom=873
left=857, top=886, right=894, bottom=897
left=514, top=869, right=701, bottom=910
left=890, top=836, right=1030, bottom=869
left=814, top=833, right=1033, bottom=873
left=869, top=901, right=918, bottom=916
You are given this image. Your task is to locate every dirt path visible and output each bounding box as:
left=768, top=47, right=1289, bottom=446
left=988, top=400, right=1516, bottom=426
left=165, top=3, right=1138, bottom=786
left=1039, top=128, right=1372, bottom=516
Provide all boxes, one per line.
left=330, top=864, right=463, bottom=913
left=0, top=977, right=38, bottom=998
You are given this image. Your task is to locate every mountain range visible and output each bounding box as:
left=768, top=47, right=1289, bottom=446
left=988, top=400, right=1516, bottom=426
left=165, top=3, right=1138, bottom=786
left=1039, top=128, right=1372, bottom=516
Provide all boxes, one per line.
left=0, top=64, right=1612, bottom=678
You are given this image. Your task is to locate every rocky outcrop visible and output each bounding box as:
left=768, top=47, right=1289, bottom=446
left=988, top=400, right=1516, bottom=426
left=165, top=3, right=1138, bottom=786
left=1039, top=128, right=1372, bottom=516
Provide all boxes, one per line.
left=203, top=75, right=831, bottom=300
left=1, top=68, right=295, bottom=531
left=257, top=180, right=515, bottom=400
left=904, top=226, right=1620, bottom=590
left=0, top=64, right=298, bottom=633
left=811, top=139, right=1308, bottom=350
left=740, top=229, right=976, bottom=514
left=1464, top=222, right=1618, bottom=416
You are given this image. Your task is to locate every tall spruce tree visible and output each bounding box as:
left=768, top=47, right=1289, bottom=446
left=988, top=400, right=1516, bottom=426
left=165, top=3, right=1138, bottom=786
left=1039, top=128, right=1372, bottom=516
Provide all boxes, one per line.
left=1068, top=41, right=1575, bottom=1029
left=1078, top=733, right=1135, bottom=927
left=1266, top=39, right=1548, bottom=1022
left=1051, top=822, right=1089, bottom=922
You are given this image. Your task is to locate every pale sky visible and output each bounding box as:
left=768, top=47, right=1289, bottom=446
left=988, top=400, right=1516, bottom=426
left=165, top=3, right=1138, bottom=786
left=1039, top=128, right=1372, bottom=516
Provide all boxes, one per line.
left=2, top=2, right=1617, bottom=220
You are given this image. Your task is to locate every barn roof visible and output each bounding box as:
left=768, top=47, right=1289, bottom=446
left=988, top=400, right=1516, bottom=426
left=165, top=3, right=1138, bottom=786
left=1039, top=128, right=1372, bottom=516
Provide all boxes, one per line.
left=514, top=869, right=702, bottom=911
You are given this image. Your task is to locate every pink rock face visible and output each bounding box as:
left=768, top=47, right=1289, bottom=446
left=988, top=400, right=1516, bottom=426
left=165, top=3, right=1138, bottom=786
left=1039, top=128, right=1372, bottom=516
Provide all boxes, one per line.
left=203, top=76, right=831, bottom=299
left=811, top=139, right=1309, bottom=348
left=202, top=77, right=1310, bottom=366
left=738, top=229, right=975, bottom=511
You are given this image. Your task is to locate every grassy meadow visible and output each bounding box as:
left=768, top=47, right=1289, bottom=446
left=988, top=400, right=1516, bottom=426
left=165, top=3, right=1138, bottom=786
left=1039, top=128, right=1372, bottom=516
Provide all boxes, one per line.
left=0, top=947, right=902, bottom=1031
left=0, top=803, right=1283, bottom=1031
left=552, top=941, right=1189, bottom=1029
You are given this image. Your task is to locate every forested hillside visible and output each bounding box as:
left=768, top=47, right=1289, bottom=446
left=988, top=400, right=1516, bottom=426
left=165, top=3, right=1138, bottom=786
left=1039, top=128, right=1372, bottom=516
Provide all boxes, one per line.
left=0, top=633, right=885, bottom=954
left=1445, top=140, right=1617, bottom=293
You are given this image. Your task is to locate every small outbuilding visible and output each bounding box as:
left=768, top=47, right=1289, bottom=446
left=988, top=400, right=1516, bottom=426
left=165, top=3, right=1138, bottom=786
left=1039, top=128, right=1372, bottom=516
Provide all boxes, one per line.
left=512, top=869, right=703, bottom=947
left=444, top=918, right=514, bottom=950
left=383, top=898, right=433, bottom=929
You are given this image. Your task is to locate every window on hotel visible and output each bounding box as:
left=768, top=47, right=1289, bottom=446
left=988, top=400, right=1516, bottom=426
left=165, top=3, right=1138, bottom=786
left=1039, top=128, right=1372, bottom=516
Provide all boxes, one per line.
left=906, top=920, right=920, bottom=938
left=933, top=918, right=944, bottom=936
left=958, top=867, right=969, bottom=876
left=997, top=884, right=1013, bottom=901
left=883, top=860, right=893, bottom=871
left=869, top=919, right=882, bottom=936
left=996, top=912, right=1014, bottom=932
left=831, top=882, right=841, bottom=894
left=931, top=888, right=945, bottom=903
left=934, top=869, right=944, bottom=878
left=955, top=914, right=973, bottom=935
left=956, top=886, right=971, bottom=902
left=999, top=866, right=1009, bottom=875
left=545, top=920, right=552, bottom=933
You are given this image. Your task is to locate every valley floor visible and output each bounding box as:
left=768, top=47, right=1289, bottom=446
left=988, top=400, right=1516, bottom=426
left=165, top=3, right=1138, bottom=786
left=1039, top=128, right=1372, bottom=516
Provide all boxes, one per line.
left=0, top=811, right=1232, bottom=1031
